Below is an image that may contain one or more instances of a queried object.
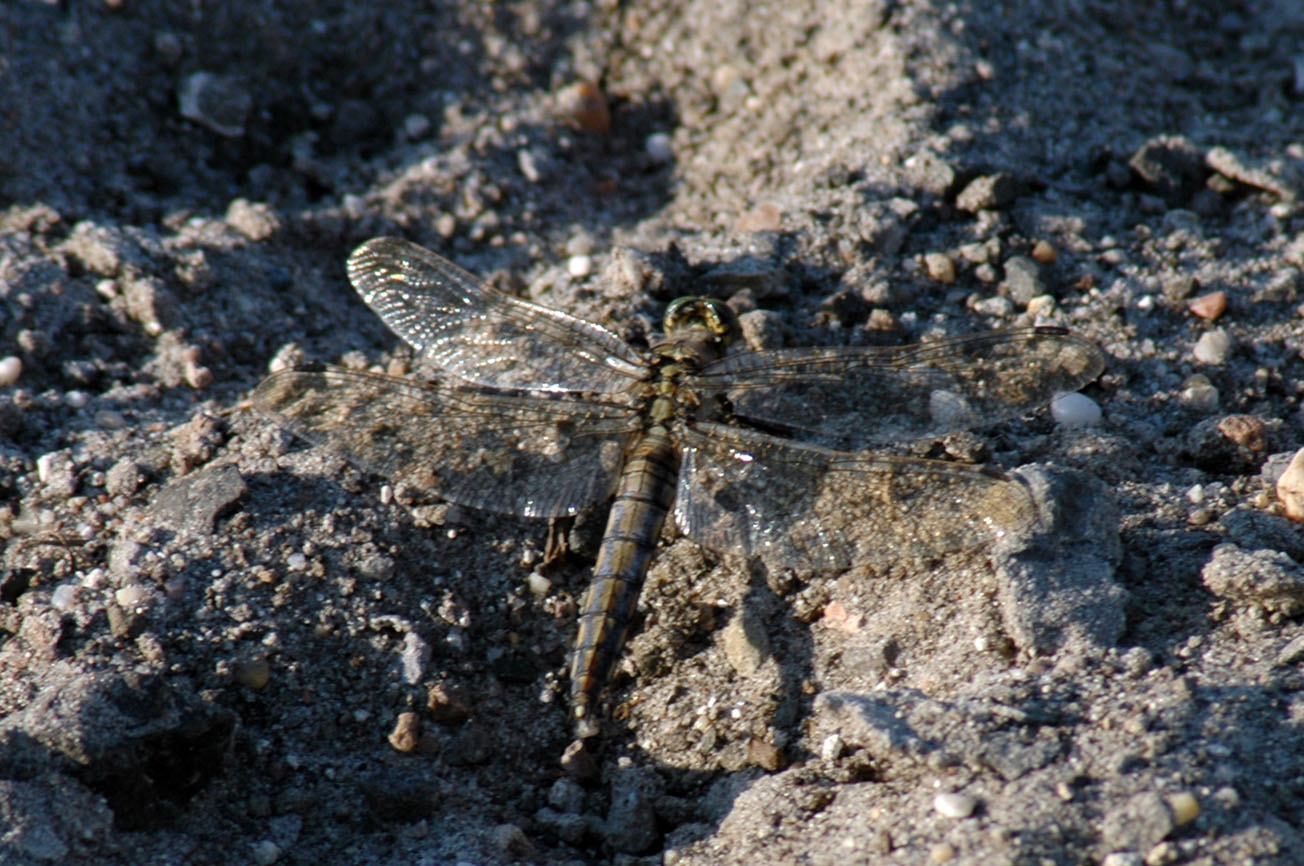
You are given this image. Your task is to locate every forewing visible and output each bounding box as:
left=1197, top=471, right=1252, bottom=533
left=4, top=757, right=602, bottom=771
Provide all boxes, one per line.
left=252, top=367, right=638, bottom=518
left=697, top=328, right=1104, bottom=448
left=674, top=422, right=1036, bottom=572
left=347, top=237, right=648, bottom=393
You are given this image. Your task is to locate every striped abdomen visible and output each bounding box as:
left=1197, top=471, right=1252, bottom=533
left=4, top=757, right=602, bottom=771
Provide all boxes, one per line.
left=569, top=428, right=679, bottom=736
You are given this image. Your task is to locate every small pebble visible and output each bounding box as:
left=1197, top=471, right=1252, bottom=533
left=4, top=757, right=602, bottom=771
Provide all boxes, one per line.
left=974, top=295, right=1014, bottom=317
left=928, top=841, right=957, bottom=863
left=1178, top=375, right=1219, bottom=412
left=924, top=252, right=956, bottom=283
left=1192, top=328, right=1232, bottom=364
left=1187, top=290, right=1227, bottom=320
left=233, top=658, right=271, bottom=690
left=526, top=572, right=551, bottom=597
left=388, top=711, right=421, bottom=753
left=1102, top=854, right=1143, bottom=866
left=1031, top=239, right=1058, bottom=264
left=0, top=356, right=22, bottom=386
left=645, top=132, right=674, bottom=164
left=1276, top=633, right=1304, bottom=665
left=286, top=552, right=308, bottom=571
left=555, top=80, right=609, bottom=134
left=250, top=840, right=281, bottom=866
left=1276, top=447, right=1304, bottom=521
left=1217, top=414, right=1266, bottom=451
left=1166, top=791, right=1200, bottom=826
left=567, top=255, right=593, bottom=278
left=65, top=390, right=90, bottom=409
left=934, top=791, right=977, bottom=818
left=1026, top=294, right=1057, bottom=316
left=51, top=583, right=79, bottom=611
left=114, top=583, right=151, bottom=610
left=746, top=738, right=786, bottom=771
left=1051, top=391, right=1102, bottom=428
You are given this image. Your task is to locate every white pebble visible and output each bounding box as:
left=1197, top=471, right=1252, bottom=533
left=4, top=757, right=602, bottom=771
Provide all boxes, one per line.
left=115, top=584, right=151, bottom=610
left=250, top=840, right=281, bottom=866
left=0, top=356, right=21, bottom=386
left=567, top=254, right=593, bottom=278
left=934, top=791, right=977, bottom=818
left=1050, top=391, right=1102, bottom=428
left=1178, top=376, right=1219, bottom=412
left=1192, top=328, right=1232, bottom=364
left=286, top=552, right=308, bottom=571
left=1101, top=854, right=1143, bottom=866
left=51, top=583, right=79, bottom=611
left=66, top=390, right=90, bottom=409
left=645, top=131, right=673, bottom=163
left=526, top=571, right=551, bottom=597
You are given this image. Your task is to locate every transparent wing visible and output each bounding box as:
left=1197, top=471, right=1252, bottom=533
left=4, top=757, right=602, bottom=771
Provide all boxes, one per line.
left=695, top=328, right=1104, bottom=448
left=252, top=366, right=639, bottom=518
left=347, top=237, right=648, bottom=393
left=674, top=422, right=1036, bottom=572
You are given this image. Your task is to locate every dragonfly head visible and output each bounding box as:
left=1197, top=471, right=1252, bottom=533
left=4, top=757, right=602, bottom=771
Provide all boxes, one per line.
left=662, top=296, right=739, bottom=347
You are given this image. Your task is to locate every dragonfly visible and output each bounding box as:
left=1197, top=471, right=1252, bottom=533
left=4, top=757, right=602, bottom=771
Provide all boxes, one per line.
left=252, top=237, right=1105, bottom=738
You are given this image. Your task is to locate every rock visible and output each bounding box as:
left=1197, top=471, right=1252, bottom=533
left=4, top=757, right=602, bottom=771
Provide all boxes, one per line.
left=923, top=252, right=956, bottom=283
left=1001, top=255, right=1045, bottom=306
left=995, top=466, right=1125, bottom=656
left=546, top=778, right=585, bottom=813
left=1217, top=415, right=1268, bottom=452
left=1202, top=544, right=1304, bottom=616
left=599, top=246, right=691, bottom=302
left=933, top=791, right=977, bottom=818
left=0, top=776, right=113, bottom=863
left=956, top=173, right=1019, bottom=212
left=721, top=605, right=769, bottom=677
left=1031, top=240, right=1058, bottom=264
left=490, top=823, right=534, bottom=857
left=1184, top=417, right=1268, bottom=473
left=746, top=738, right=786, bottom=771
left=0, top=356, right=20, bottom=386
left=554, top=80, right=609, bottom=134
left=1101, top=791, right=1174, bottom=852
left=737, top=309, right=785, bottom=351
left=604, top=767, right=660, bottom=854
left=0, top=663, right=235, bottom=830
left=148, top=464, right=247, bottom=535
left=1276, top=447, right=1304, bottom=521
left=1050, top=392, right=1102, bottom=428
left=387, top=712, right=420, bottom=753
left=225, top=199, right=281, bottom=241
left=1192, top=328, right=1232, bottom=364
left=1187, top=290, right=1227, bottom=320
left=813, top=691, right=930, bottom=760
left=704, top=256, right=788, bottom=300
left=1127, top=135, right=1205, bottom=202
left=105, top=458, right=146, bottom=497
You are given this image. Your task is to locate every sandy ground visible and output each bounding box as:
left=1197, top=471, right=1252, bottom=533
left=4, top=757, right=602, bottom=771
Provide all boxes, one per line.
left=3, top=1, right=1304, bottom=864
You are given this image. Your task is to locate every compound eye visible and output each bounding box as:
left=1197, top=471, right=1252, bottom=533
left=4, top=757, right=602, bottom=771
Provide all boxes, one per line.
left=700, top=298, right=739, bottom=342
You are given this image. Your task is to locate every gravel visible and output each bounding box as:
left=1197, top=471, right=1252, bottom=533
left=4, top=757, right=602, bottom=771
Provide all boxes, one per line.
left=3, top=0, right=1304, bottom=864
